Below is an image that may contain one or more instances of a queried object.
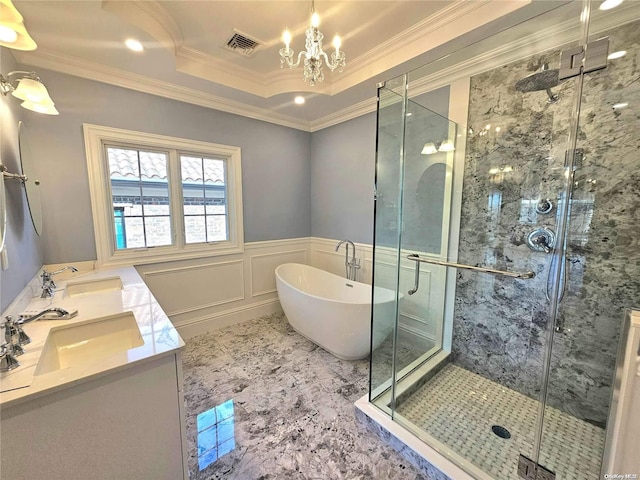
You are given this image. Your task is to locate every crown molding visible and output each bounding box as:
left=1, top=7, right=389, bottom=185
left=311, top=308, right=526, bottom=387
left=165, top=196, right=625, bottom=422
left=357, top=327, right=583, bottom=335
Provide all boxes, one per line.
left=102, top=0, right=183, bottom=51
left=330, top=0, right=529, bottom=94
left=174, top=46, right=269, bottom=96
left=107, top=0, right=337, bottom=98
left=312, top=1, right=640, bottom=130
left=310, top=97, right=377, bottom=132
left=405, top=1, right=640, bottom=104
left=102, top=0, right=530, bottom=99
left=175, top=46, right=334, bottom=98
left=13, top=1, right=640, bottom=135
left=13, top=49, right=312, bottom=132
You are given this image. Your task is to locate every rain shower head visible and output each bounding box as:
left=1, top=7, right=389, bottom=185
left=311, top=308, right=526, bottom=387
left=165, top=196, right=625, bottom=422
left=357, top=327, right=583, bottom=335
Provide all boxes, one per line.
left=515, top=62, right=560, bottom=103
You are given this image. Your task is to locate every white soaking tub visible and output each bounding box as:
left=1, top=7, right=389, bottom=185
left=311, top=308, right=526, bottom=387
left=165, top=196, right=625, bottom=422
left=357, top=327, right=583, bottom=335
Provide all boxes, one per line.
left=275, top=263, right=397, bottom=360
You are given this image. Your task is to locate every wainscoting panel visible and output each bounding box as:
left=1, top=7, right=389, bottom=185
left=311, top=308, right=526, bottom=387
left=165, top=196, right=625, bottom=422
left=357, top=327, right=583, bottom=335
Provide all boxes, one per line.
left=399, top=254, right=445, bottom=341
left=250, top=249, right=308, bottom=297
left=364, top=246, right=445, bottom=342
left=141, top=260, right=245, bottom=316
left=136, top=238, right=311, bottom=339
left=30, top=238, right=446, bottom=344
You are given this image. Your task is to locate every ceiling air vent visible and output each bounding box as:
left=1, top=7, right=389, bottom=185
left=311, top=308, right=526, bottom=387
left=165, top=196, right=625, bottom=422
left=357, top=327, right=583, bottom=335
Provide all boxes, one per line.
left=222, top=30, right=262, bottom=58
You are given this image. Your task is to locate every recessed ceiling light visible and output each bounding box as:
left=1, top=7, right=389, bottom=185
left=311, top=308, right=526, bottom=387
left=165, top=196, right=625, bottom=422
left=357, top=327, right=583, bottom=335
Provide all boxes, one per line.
left=612, top=102, right=628, bottom=109
left=125, top=38, right=144, bottom=52
left=607, top=50, right=627, bottom=60
left=599, top=0, right=624, bottom=10
left=294, top=96, right=305, bottom=105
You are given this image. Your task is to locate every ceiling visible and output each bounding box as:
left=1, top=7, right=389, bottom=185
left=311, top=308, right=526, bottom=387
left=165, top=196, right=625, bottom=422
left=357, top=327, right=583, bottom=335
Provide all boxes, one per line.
left=10, top=1, right=557, bottom=131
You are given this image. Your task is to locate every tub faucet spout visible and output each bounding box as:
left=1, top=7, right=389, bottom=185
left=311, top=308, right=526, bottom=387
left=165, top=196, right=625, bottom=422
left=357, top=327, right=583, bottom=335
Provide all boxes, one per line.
left=335, top=240, right=360, bottom=281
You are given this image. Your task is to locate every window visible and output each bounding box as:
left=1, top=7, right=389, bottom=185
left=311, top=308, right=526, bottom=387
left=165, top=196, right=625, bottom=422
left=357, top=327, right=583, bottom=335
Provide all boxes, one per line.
left=180, top=155, right=228, bottom=244
left=84, top=124, right=243, bottom=266
left=108, top=146, right=172, bottom=249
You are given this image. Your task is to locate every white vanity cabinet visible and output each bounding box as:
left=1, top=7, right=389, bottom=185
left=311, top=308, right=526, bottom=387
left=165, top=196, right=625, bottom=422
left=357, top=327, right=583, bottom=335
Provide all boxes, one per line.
left=0, top=266, right=188, bottom=480
left=0, top=351, right=188, bottom=480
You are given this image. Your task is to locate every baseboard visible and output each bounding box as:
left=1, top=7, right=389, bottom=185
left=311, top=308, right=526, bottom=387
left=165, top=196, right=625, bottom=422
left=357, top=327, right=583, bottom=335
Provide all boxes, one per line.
left=175, top=298, right=283, bottom=339
left=398, top=323, right=436, bottom=343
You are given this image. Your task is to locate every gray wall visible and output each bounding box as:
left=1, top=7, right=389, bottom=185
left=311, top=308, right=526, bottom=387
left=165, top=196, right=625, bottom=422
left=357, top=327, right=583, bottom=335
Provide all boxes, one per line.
left=20, top=67, right=312, bottom=265
left=1, top=61, right=380, bottom=310
left=311, top=112, right=376, bottom=244
left=0, top=48, right=44, bottom=312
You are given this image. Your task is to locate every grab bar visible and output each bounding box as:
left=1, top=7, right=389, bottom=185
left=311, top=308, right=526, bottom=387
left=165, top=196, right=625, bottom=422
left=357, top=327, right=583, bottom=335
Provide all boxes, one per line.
left=406, top=254, right=535, bottom=295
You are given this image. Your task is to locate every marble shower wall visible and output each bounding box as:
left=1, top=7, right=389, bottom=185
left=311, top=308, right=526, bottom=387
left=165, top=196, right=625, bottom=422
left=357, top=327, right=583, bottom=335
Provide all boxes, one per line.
left=451, top=19, right=640, bottom=427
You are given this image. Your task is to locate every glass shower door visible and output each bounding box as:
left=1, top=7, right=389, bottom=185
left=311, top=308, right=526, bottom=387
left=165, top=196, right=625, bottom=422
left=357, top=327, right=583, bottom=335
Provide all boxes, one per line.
left=538, top=2, right=640, bottom=478
left=368, top=2, right=607, bottom=478
left=393, top=56, right=569, bottom=477
left=370, top=81, right=457, bottom=410
left=370, top=76, right=406, bottom=405
left=392, top=97, right=456, bottom=385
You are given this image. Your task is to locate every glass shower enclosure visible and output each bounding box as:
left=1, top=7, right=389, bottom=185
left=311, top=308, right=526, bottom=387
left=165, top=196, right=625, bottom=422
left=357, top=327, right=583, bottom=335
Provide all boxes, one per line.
left=369, top=1, right=640, bottom=479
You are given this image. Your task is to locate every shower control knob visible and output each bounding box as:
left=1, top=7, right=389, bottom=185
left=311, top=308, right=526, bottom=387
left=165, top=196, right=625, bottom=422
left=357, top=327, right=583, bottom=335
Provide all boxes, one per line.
left=527, top=228, right=556, bottom=253
left=536, top=199, right=554, bottom=215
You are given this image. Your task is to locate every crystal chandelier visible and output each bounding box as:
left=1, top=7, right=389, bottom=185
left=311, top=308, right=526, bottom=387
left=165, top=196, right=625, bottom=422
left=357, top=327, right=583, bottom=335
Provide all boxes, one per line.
left=279, top=0, right=346, bottom=86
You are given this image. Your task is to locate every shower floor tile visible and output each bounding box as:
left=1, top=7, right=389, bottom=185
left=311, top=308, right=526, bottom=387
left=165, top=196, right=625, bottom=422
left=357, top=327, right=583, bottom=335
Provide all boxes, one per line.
left=182, top=312, right=433, bottom=479
left=395, top=364, right=605, bottom=480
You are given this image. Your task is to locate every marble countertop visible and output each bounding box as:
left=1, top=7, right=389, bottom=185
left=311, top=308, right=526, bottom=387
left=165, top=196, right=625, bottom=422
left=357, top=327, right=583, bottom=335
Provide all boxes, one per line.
left=0, top=266, right=184, bottom=407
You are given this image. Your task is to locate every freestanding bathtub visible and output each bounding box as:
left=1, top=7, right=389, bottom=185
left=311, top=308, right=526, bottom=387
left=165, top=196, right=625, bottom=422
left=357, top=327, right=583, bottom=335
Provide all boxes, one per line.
left=275, top=263, right=397, bottom=360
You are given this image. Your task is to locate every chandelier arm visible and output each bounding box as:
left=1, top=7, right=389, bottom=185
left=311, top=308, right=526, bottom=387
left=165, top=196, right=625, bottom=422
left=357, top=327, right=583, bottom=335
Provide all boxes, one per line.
left=292, top=50, right=306, bottom=68
left=5, top=71, right=39, bottom=81
left=319, top=51, right=332, bottom=70
left=281, top=51, right=295, bottom=68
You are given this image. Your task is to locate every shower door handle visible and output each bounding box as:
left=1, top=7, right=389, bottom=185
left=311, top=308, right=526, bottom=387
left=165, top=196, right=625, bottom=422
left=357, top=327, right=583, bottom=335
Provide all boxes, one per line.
left=406, top=254, right=535, bottom=279
left=408, top=259, right=420, bottom=295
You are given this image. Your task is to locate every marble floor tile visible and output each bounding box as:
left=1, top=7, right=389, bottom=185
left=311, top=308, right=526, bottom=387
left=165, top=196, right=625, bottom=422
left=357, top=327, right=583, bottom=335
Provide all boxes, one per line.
left=183, top=312, right=431, bottom=480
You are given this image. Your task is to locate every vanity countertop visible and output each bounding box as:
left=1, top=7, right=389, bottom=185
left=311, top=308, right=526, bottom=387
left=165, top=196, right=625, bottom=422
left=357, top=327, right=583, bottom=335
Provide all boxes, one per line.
left=0, top=266, right=184, bottom=408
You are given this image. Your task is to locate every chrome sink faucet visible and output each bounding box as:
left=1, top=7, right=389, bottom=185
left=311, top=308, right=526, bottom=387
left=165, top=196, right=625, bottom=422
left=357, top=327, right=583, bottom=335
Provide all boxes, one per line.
left=335, top=239, right=361, bottom=281
left=40, top=266, right=78, bottom=298
left=18, top=308, right=72, bottom=324
left=1, top=316, right=26, bottom=371
left=0, top=308, right=72, bottom=371
left=0, top=343, right=20, bottom=372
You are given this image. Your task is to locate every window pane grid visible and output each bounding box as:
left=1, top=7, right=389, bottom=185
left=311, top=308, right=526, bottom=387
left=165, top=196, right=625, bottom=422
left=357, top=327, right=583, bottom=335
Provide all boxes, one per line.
left=108, top=146, right=172, bottom=250
left=181, top=155, right=227, bottom=244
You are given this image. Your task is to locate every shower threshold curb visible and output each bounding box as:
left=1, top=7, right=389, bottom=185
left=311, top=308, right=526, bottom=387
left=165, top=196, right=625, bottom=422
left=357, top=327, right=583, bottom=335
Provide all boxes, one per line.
left=355, top=394, right=479, bottom=480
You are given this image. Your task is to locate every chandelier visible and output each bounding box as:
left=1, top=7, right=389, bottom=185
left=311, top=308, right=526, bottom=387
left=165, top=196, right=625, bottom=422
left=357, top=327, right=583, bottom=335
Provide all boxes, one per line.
left=279, top=0, right=346, bottom=86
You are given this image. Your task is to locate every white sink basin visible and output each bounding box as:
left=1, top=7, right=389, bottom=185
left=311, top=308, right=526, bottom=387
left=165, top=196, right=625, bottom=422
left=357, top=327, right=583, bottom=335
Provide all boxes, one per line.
left=65, top=276, right=123, bottom=297
left=35, top=311, right=143, bottom=375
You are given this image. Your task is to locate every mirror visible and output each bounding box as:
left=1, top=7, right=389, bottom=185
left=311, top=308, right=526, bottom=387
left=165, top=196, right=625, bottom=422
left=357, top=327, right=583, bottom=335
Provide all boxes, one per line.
left=18, top=121, right=43, bottom=236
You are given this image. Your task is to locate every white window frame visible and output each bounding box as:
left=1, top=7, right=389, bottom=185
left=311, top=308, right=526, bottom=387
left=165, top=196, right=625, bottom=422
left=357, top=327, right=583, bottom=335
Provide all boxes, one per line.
left=83, top=123, right=244, bottom=267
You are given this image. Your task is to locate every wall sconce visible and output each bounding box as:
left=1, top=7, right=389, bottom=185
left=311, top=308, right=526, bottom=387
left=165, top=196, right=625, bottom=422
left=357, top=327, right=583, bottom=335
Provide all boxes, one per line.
left=0, top=0, right=37, bottom=51
left=421, top=139, right=455, bottom=155
left=0, top=71, right=59, bottom=115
